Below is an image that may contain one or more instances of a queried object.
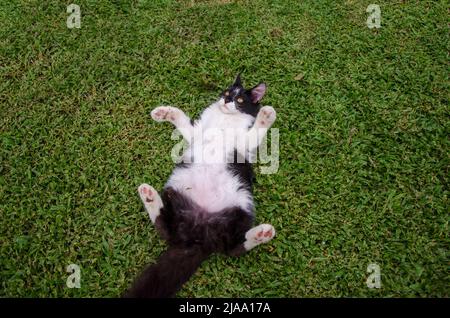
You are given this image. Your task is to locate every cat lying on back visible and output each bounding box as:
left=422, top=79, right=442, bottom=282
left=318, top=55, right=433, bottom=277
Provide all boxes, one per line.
left=125, top=74, right=277, bottom=298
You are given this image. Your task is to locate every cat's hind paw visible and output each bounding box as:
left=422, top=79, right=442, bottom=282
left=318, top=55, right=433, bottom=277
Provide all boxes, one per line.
left=255, top=106, right=276, bottom=128
left=244, top=224, right=276, bottom=251
left=138, top=183, right=162, bottom=223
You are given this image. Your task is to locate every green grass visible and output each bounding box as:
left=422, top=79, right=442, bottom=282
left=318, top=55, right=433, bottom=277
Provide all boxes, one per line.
left=0, top=0, right=448, bottom=297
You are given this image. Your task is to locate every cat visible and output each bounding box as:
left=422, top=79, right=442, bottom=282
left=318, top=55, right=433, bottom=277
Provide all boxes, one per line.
left=124, top=74, right=277, bottom=298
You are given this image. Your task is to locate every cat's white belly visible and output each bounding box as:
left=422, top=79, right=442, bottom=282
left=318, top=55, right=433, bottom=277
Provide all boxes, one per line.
left=165, top=164, right=253, bottom=213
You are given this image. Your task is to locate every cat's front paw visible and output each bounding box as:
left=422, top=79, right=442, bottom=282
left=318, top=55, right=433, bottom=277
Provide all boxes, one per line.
left=151, top=106, right=180, bottom=123
left=255, top=106, right=276, bottom=128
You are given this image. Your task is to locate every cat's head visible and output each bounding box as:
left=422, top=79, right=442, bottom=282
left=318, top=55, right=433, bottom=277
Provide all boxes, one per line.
left=218, top=74, right=266, bottom=117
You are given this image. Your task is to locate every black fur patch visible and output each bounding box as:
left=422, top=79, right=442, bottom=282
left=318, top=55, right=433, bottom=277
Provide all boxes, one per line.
left=158, top=187, right=254, bottom=253
left=227, top=151, right=255, bottom=193
left=220, top=74, right=265, bottom=117
left=124, top=187, right=254, bottom=298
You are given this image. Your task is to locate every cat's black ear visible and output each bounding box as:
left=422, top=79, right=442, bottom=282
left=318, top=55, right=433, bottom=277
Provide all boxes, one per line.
left=233, top=73, right=242, bottom=87
left=250, top=83, right=266, bottom=103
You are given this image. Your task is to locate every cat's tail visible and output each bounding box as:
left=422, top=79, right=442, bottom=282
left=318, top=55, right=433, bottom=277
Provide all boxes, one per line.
left=123, top=245, right=210, bottom=298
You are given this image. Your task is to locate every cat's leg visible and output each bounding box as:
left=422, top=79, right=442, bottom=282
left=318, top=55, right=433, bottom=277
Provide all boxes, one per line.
left=236, top=106, right=276, bottom=156
left=243, top=224, right=276, bottom=251
left=138, top=183, right=163, bottom=224
left=151, top=106, right=194, bottom=142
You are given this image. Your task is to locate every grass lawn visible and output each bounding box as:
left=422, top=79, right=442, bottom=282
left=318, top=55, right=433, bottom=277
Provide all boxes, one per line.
left=0, top=0, right=448, bottom=297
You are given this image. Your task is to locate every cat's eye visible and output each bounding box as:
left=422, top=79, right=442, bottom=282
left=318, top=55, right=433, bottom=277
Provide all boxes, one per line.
left=224, top=91, right=230, bottom=96
left=236, top=97, right=243, bottom=103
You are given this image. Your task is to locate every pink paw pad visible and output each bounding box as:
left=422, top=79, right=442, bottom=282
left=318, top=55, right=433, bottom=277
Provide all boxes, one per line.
left=139, top=184, right=155, bottom=203
left=155, top=110, right=166, bottom=118
left=256, top=229, right=273, bottom=239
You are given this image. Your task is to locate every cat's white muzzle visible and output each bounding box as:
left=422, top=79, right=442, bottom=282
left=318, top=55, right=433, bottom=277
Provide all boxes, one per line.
left=219, top=98, right=238, bottom=114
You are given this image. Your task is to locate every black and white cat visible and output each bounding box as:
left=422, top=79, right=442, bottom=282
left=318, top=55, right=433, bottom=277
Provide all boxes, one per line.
left=125, top=75, right=277, bottom=298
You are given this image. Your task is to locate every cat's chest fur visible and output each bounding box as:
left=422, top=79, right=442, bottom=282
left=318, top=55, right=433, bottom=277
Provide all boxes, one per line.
left=165, top=103, right=255, bottom=213
left=198, top=103, right=254, bottom=131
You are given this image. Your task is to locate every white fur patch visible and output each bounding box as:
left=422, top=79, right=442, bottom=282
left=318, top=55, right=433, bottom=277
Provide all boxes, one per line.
left=166, top=164, right=253, bottom=213
left=165, top=101, right=255, bottom=213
